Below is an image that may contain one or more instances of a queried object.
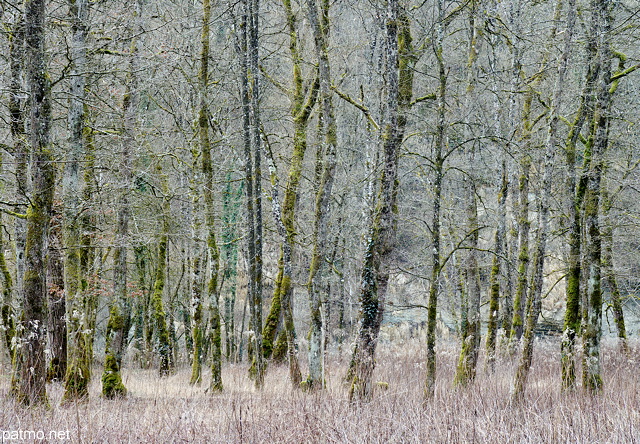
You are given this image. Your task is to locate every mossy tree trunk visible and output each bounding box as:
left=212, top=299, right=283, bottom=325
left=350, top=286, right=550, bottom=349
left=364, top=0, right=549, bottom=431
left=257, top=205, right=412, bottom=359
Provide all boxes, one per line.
left=582, top=0, right=614, bottom=393
left=304, top=0, right=337, bottom=390
left=260, top=0, right=320, bottom=387
left=454, top=0, right=483, bottom=388
left=560, top=30, right=599, bottom=391
left=47, top=213, right=67, bottom=382
left=424, top=0, right=448, bottom=399
left=62, top=0, right=92, bottom=401
left=234, top=0, right=265, bottom=387
left=485, top=163, right=508, bottom=372
left=511, top=0, right=574, bottom=403
left=349, top=0, right=414, bottom=402
left=0, top=164, right=16, bottom=357
left=200, top=0, right=223, bottom=392
left=102, top=0, right=143, bottom=398
left=151, top=169, right=175, bottom=377
left=190, top=248, right=205, bottom=384
left=16, top=0, right=56, bottom=405
left=4, top=8, right=26, bottom=370
left=509, top=154, right=530, bottom=346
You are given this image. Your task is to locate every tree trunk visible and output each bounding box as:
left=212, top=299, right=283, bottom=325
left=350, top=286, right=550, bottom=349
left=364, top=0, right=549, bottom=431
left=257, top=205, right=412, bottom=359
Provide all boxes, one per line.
left=200, top=0, right=223, bottom=392
left=2, top=13, right=25, bottom=361
left=511, top=0, right=574, bottom=403
left=190, top=250, right=205, bottom=384
left=102, top=0, right=143, bottom=397
left=63, top=0, right=92, bottom=401
left=234, top=0, right=265, bottom=387
left=349, top=0, right=414, bottom=402
left=305, top=0, right=337, bottom=390
left=424, top=0, right=447, bottom=399
left=151, top=171, right=174, bottom=377
left=560, top=34, right=599, bottom=390
left=582, top=0, right=614, bottom=392
left=47, top=213, right=67, bottom=382
left=16, top=0, right=56, bottom=405
left=486, top=163, right=508, bottom=372
left=509, top=156, right=530, bottom=345
left=454, top=2, right=483, bottom=387
left=222, top=176, right=242, bottom=362
left=601, top=187, right=628, bottom=354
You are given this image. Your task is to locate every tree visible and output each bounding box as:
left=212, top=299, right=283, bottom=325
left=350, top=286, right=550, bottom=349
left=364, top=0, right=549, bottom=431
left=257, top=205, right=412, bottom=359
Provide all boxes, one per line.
left=63, top=0, right=93, bottom=401
left=15, top=0, right=56, bottom=406
left=102, top=0, right=145, bottom=398
left=200, top=0, right=223, bottom=392
left=304, top=0, right=338, bottom=390
left=349, top=0, right=415, bottom=401
left=511, top=0, right=575, bottom=403
left=233, top=0, right=265, bottom=387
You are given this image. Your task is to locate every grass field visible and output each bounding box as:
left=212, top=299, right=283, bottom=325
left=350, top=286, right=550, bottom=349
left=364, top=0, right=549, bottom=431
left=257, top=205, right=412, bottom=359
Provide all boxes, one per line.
left=1, top=338, right=638, bottom=443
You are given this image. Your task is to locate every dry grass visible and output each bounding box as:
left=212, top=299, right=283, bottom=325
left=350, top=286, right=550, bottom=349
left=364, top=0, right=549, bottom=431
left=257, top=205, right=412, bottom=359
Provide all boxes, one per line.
left=1, top=338, right=639, bottom=443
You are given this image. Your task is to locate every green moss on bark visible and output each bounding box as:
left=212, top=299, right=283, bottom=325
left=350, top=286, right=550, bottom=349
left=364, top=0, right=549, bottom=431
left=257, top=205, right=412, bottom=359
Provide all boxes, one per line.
left=102, top=354, right=127, bottom=399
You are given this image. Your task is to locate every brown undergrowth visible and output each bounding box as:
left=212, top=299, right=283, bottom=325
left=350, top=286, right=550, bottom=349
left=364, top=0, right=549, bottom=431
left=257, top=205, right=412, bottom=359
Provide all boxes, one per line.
left=0, top=338, right=638, bottom=443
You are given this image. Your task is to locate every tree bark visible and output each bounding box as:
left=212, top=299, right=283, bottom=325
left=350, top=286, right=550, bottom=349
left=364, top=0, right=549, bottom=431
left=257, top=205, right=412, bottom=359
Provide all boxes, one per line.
left=305, top=0, right=337, bottom=390
left=102, top=0, right=144, bottom=397
left=16, top=0, right=56, bottom=405
left=424, top=0, right=447, bottom=399
left=511, top=0, right=574, bottom=403
left=234, top=0, right=265, bottom=387
left=63, top=0, right=92, bottom=401
left=47, top=213, right=67, bottom=382
left=486, top=163, right=508, bottom=372
left=582, top=0, right=614, bottom=393
left=200, top=0, right=223, bottom=392
left=349, top=0, right=414, bottom=402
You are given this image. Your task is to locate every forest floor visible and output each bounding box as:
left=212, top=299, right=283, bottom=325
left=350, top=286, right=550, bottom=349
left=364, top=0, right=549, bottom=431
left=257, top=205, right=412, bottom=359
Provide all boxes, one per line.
left=0, top=338, right=638, bottom=443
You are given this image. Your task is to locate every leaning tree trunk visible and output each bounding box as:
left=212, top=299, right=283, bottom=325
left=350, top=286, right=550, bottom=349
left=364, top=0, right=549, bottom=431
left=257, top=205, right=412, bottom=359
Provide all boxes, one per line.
left=16, top=0, right=56, bottom=405
left=260, top=0, right=319, bottom=387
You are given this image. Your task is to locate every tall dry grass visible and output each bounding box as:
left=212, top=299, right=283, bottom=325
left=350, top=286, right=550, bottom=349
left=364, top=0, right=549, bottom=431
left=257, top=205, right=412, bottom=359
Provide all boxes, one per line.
left=1, top=338, right=638, bottom=443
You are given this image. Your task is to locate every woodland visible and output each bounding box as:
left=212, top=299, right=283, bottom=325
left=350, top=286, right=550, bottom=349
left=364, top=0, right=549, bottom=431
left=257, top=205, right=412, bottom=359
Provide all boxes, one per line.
left=0, top=0, right=640, bottom=439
